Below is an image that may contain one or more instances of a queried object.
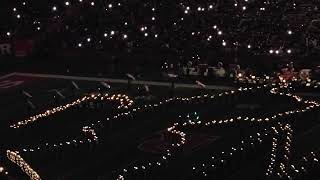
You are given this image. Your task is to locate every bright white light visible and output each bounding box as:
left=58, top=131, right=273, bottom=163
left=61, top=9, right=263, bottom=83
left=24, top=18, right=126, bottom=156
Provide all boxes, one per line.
left=52, top=6, right=57, bottom=11
left=152, top=8, right=155, bottom=11
left=218, top=31, right=222, bottom=35
left=287, top=49, right=292, bottom=54
left=155, top=34, right=158, bottom=38
left=87, top=38, right=91, bottom=42
left=186, top=7, right=190, bottom=10
left=275, top=50, right=279, bottom=54
left=209, top=5, right=213, bottom=9
left=17, top=14, right=21, bottom=19
left=108, top=4, right=112, bottom=8
left=144, top=33, right=148, bottom=37
left=124, top=22, right=128, bottom=25
left=222, top=41, right=226, bottom=46
left=78, top=43, right=82, bottom=47
left=287, top=30, right=292, bottom=35
left=91, top=2, right=95, bottom=6
left=197, top=7, right=201, bottom=11
left=213, top=25, right=217, bottom=29
left=141, top=27, right=145, bottom=31
left=234, top=3, right=238, bottom=7
left=242, top=6, right=246, bottom=10
left=6, top=32, right=10, bottom=36
left=152, top=17, right=155, bottom=21
left=37, top=27, right=41, bottom=30
left=13, top=8, right=17, bottom=12
left=65, top=1, right=70, bottom=6
left=184, top=10, right=188, bottom=14
left=123, top=34, right=128, bottom=39
left=248, top=44, right=251, bottom=48
left=269, top=50, right=274, bottom=54
left=110, top=31, right=115, bottom=35
left=79, top=0, right=83, bottom=2
left=22, top=2, right=26, bottom=5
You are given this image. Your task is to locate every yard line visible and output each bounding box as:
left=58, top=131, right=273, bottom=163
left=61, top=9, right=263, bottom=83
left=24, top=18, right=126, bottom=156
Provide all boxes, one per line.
left=0, top=73, right=16, bottom=80
left=13, top=72, right=235, bottom=90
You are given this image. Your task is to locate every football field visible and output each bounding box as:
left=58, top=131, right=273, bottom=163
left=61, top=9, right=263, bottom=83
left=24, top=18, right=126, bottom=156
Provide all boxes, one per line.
left=0, top=73, right=320, bottom=180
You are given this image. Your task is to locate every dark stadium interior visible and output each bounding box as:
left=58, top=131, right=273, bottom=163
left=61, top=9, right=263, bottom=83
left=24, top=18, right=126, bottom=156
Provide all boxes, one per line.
left=0, top=0, right=320, bottom=180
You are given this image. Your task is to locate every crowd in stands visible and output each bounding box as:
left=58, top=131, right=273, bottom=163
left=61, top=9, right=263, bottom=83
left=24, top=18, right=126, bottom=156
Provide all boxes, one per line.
left=160, top=59, right=320, bottom=83
left=1, top=0, right=320, bottom=57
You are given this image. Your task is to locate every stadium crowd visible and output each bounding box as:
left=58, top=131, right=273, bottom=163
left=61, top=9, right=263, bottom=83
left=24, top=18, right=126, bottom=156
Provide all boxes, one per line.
left=1, top=0, right=320, bottom=73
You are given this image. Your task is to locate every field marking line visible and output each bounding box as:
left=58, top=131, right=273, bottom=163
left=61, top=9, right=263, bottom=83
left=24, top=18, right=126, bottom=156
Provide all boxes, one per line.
left=13, top=72, right=236, bottom=90
left=0, top=72, right=17, bottom=80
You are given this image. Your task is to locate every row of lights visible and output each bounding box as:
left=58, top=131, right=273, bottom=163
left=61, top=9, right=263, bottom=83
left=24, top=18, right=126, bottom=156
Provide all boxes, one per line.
left=117, top=150, right=172, bottom=180
left=10, top=93, right=133, bottom=129
left=6, top=150, right=41, bottom=180
left=20, top=138, right=97, bottom=154
left=18, top=126, right=99, bottom=154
